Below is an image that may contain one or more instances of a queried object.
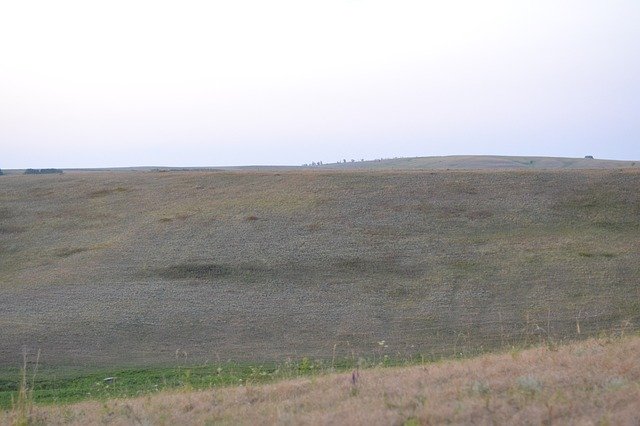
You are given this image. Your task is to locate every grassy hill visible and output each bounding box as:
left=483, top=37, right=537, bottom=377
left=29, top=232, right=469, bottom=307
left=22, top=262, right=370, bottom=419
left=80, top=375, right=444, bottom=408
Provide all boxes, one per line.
left=1, top=166, right=639, bottom=370
left=316, top=155, right=640, bottom=170
left=2, top=154, right=638, bottom=175
left=5, top=335, right=639, bottom=425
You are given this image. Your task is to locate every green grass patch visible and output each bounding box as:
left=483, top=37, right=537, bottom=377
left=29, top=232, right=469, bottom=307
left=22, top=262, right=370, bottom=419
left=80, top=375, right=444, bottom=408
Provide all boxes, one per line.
left=0, top=341, right=536, bottom=411
left=0, top=356, right=427, bottom=410
left=0, top=364, right=275, bottom=409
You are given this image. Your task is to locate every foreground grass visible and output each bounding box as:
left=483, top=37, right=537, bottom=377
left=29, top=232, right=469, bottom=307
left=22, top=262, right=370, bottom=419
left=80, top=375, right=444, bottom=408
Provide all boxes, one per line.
left=1, top=354, right=436, bottom=411
left=0, top=358, right=357, bottom=411
left=0, top=363, right=273, bottom=410
left=4, top=336, right=639, bottom=425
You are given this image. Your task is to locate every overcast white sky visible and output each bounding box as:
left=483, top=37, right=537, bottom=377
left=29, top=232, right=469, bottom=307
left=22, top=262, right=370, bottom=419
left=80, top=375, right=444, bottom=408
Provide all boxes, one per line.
left=1, top=0, right=639, bottom=168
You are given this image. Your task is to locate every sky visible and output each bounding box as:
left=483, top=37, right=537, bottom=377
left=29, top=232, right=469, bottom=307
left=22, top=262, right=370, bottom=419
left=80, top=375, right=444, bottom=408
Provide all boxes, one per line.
left=1, top=0, right=639, bottom=168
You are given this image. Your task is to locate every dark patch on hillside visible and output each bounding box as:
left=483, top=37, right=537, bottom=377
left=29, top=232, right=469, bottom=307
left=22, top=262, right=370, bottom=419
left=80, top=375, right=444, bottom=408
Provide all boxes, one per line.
left=334, top=256, right=418, bottom=276
left=154, top=256, right=420, bottom=283
left=54, top=247, right=91, bottom=257
left=0, top=225, right=24, bottom=235
left=157, top=263, right=234, bottom=280
left=0, top=208, right=12, bottom=220
left=88, top=187, right=129, bottom=198
left=0, top=208, right=23, bottom=234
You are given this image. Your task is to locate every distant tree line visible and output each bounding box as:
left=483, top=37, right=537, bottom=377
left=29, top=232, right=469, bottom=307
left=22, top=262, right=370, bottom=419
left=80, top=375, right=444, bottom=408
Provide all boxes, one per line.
left=0, top=168, right=3, bottom=176
left=302, top=156, right=410, bottom=167
left=24, top=168, right=64, bottom=175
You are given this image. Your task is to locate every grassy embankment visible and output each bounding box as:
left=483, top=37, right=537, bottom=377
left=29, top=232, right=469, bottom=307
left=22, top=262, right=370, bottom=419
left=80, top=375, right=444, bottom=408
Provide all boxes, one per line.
left=3, top=335, right=639, bottom=425
left=0, top=355, right=402, bottom=409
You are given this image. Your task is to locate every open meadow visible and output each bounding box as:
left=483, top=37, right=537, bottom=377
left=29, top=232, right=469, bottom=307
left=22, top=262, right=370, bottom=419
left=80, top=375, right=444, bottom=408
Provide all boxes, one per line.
left=1, top=158, right=639, bottom=415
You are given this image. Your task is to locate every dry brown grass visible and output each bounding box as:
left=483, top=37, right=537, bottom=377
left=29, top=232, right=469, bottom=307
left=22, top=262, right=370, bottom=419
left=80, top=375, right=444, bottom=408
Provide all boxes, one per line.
left=5, top=336, right=639, bottom=425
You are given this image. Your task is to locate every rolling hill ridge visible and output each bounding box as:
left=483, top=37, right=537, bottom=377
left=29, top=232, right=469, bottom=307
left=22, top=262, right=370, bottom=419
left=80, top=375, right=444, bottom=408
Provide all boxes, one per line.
left=1, top=166, right=638, bottom=368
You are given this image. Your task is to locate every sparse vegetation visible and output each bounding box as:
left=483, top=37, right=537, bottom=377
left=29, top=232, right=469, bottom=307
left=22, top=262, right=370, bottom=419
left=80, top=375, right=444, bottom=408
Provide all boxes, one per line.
left=3, top=336, right=638, bottom=425
left=0, top=161, right=639, bottom=422
left=0, top=168, right=638, bottom=368
left=9, top=350, right=39, bottom=426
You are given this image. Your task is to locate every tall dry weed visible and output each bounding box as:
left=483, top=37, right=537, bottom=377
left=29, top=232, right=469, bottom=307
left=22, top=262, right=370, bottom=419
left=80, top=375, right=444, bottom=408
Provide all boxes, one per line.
left=10, top=349, right=40, bottom=426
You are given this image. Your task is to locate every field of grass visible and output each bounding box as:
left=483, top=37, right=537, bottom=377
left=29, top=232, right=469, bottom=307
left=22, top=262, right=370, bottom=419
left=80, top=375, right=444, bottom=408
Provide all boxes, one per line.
left=1, top=166, right=639, bottom=369
left=315, top=155, right=639, bottom=170
left=2, top=154, right=636, bottom=176
left=4, top=335, right=639, bottom=425
left=0, top=357, right=359, bottom=410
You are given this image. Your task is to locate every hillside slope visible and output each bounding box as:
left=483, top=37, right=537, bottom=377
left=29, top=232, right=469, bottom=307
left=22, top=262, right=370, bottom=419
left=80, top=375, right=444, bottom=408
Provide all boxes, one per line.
left=0, top=169, right=639, bottom=367
left=3, top=155, right=637, bottom=174
left=315, top=155, right=638, bottom=170
left=6, top=336, right=640, bottom=425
